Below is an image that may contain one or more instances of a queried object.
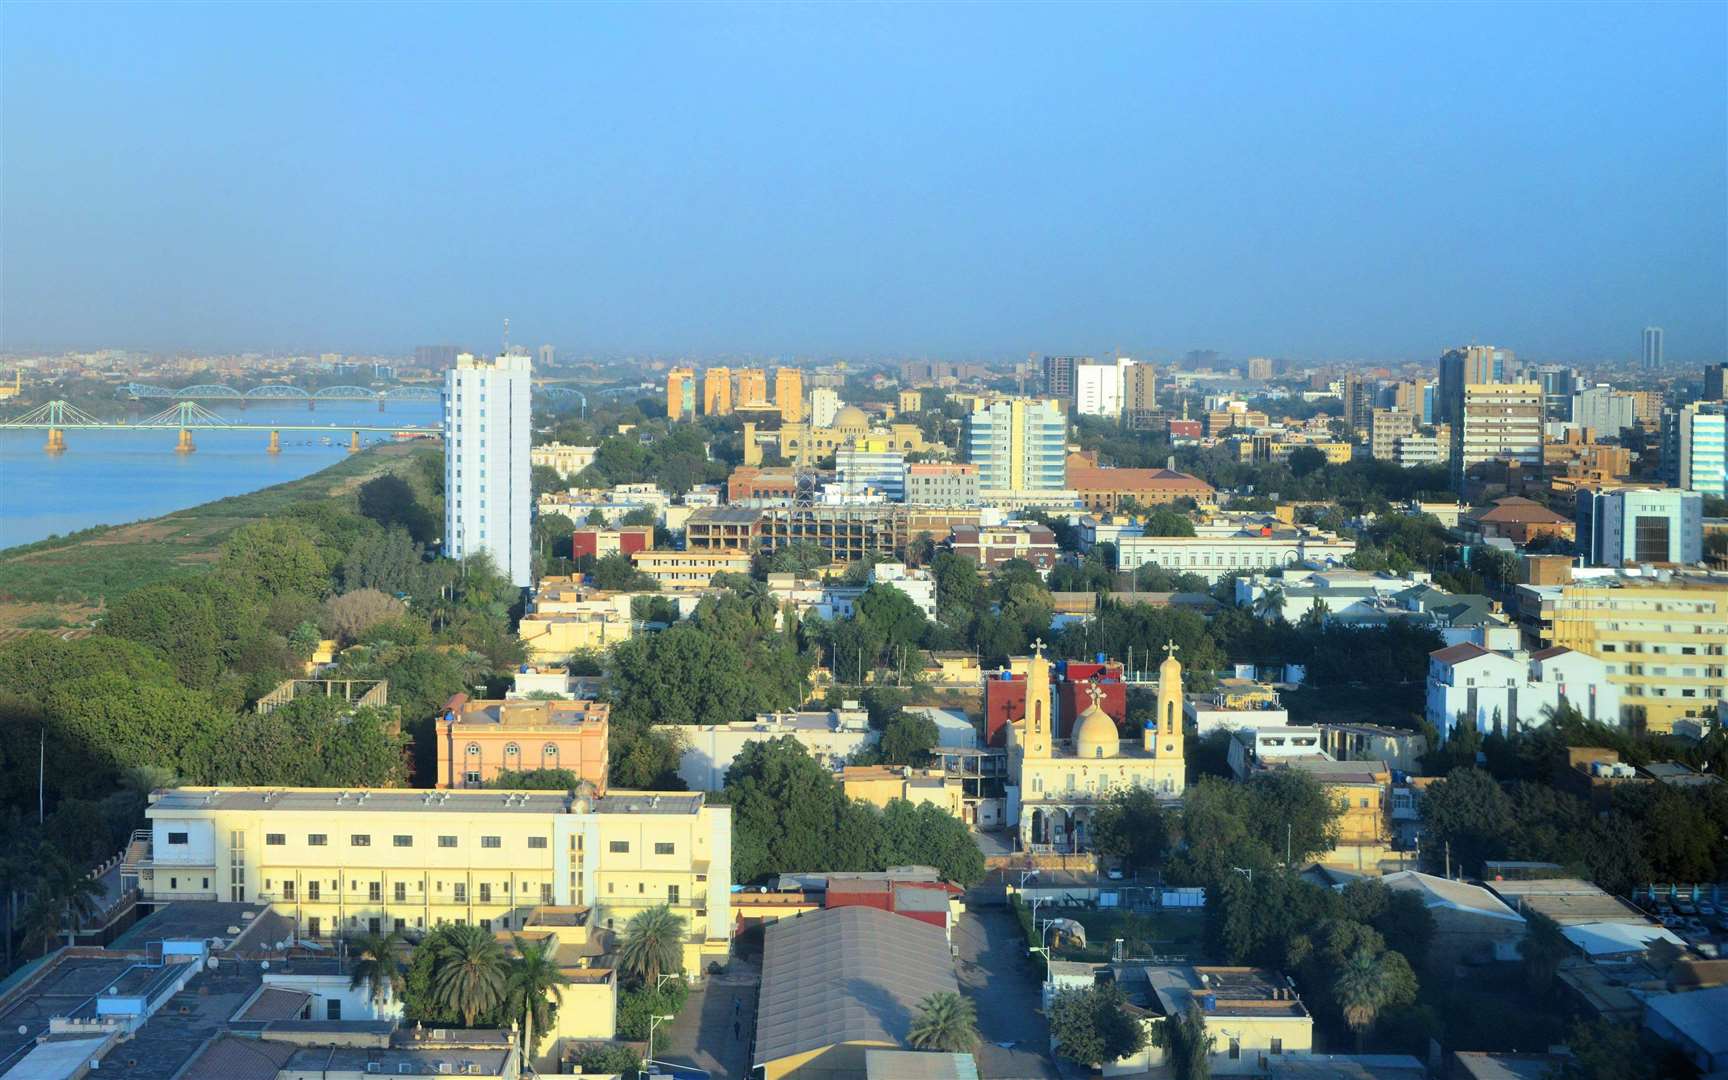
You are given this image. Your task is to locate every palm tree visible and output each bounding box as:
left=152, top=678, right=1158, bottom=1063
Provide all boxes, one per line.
left=617, top=905, right=686, bottom=987
left=1333, top=947, right=1396, bottom=1052
left=19, top=894, right=64, bottom=958
left=505, top=936, right=571, bottom=1065
left=36, top=852, right=102, bottom=951
left=1251, top=585, right=1285, bottom=621
left=907, top=991, right=980, bottom=1053
left=430, top=924, right=509, bottom=1027
left=348, top=929, right=406, bottom=1010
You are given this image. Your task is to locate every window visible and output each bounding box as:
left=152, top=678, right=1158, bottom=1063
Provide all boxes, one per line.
left=465, top=742, right=481, bottom=756
left=541, top=884, right=553, bottom=903
left=463, top=772, right=481, bottom=786
left=351, top=834, right=371, bottom=847
left=543, top=743, right=559, bottom=758
left=167, top=832, right=189, bottom=845
left=308, top=834, right=328, bottom=847
left=282, top=881, right=296, bottom=900
left=1228, top=1037, right=1241, bottom=1060
left=654, top=842, right=675, bottom=856
left=668, top=885, right=680, bottom=905
left=307, top=881, right=321, bottom=901
left=439, top=836, right=458, bottom=848
left=528, top=836, right=547, bottom=849
left=453, top=884, right=468, bottom=902
left=368, top=882, right=382, bottom=901
left=504, top=742, right=520, bottom=758
left=481, top=836, right=502, bottom=849
left=266, top=833, right=285, bottom=846
left=610, top=840, right=630, bottom=853
left=327, top=999, right=342, bottom=1021
left=479, top=884, right=492, bottom=903
left=479, top=918, right=492, bottom=932
left=394, top=882, right=407, bottom=902
left=1270, top=1038, right=1283, bottom=1056
left=393, top=835, right=413, bottom=848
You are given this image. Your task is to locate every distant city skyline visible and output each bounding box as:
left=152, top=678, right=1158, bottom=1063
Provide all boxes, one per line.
left=3, top=3, right=1723, bottom=362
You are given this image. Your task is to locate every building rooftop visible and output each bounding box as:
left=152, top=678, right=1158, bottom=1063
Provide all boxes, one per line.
left=149, top=787, right=705, bottom=817
left=1485, top=879, right=1649, bottom=926
left=439, top=693, right=609, bottom=729
left=754, top=906, right=960, bottom=1067
left=865, top=1050, right=980, bottom=1080
left=1644, top=984, right=1728, bottom=1061
left=1380, top=872, right=1525, bottom=924
left=1143, top=965, right=1308, bottom=1020
left=282, top=1046, right=514, bottom=1076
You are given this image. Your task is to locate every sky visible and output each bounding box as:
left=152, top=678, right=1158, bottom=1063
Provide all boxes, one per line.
left=2, top=2, right=1725, bottom=364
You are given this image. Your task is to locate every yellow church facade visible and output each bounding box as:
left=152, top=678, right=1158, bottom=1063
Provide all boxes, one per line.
left=1009, top=642, right=1187, bottom=852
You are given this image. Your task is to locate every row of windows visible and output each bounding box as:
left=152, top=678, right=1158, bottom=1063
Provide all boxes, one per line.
left=464, top=742, right=561, bottom=757
left=265, top=833, right=547, bottom=849
left=275, top=880, right=557, bottom=904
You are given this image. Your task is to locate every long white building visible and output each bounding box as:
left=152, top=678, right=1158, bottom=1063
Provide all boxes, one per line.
left=445, top=352, right=533, bottom=586
left=1425, top=643, right=1621, bottom=741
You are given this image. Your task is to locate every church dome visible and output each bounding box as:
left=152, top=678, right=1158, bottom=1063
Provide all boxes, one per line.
left=1073, top=688, right=1119, bottom=759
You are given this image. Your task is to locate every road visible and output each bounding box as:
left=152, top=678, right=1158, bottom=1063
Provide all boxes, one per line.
left=656, top=959, right=760, bottom=1080
left=955, top=907, right=1061, bottom=1080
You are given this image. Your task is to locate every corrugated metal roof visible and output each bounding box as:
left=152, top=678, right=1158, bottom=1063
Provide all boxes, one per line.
left=753, top=906, right=959, bottom=1067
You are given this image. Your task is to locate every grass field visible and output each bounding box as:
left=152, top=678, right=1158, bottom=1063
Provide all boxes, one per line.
left=0, top=441, right=433, bottom=629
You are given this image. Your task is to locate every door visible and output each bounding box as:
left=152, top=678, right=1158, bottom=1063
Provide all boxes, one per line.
left=307, top=917, right=321, bottom=938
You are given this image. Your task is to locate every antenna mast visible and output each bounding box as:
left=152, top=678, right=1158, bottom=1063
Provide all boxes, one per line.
left=502, top=317, right=511, bottom=356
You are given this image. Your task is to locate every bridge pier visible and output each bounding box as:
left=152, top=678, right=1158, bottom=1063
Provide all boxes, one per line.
left=378, top=398, right=386, bottom=412
left=45, top=428, right=65, bottom=453
left=348, top=431, right=361, bottom=453
left=268, top=430, right=281, bottom=454
left=176, top=428, right=195, bottom=454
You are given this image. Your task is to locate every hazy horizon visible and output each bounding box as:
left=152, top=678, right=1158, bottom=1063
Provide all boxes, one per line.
left=4, top=2, right=1724, bottom=363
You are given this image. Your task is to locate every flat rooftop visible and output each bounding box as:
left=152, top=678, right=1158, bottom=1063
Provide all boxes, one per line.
left=1485, top=879, right=1648, bottom=925
left=444, top=697, right=608, bottom=728
left=149, top=788, right=705, bottom=817
left=1144, top=965, right=1308, bottom=1019
left=109, top=901, right=282, bottom=951
left=284, top=1046, right=512, bottom=1075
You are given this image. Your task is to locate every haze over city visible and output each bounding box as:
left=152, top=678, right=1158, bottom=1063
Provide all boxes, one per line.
left=3, top=1, right=1724, bottom=362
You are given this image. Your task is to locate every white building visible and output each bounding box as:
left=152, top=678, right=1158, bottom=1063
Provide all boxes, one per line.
left=1117, top=524, right=1355, bottom=584
left=1184, top=680, right=1291, bottom=737
left=1395, top=433, right=1446, bottom=468
left=1425, top=643, right=1622, bottom=741
left=834, top=442, right=907, bottom=500
left=867, top=562, right=937, bottom=617
left=665, top=706, right=874, bottom=789
left=809, top=386, right=842, bottom=428
left=1074, top=362, right=1122, bottom=418
left=529, top=442, right=598, bottom=481
left=445, top=352, right=533, bottom=587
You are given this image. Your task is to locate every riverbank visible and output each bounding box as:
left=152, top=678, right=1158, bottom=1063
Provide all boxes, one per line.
left=0, top=440, right=437, bottom=634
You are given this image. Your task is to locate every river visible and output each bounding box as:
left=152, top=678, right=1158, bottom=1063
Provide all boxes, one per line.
left=0, top=400, right=442, bottom=549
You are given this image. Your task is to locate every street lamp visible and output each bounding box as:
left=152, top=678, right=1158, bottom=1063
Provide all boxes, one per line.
left=644, top=1013, right=677, bottom=1074
left=1230, top=866, right=1253, bottom=887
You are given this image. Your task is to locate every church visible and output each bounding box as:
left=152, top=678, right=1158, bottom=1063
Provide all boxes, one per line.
left=1007, top=640, right=1188, bottom=852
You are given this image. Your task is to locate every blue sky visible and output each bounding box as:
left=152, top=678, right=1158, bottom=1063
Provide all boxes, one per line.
left=3, top=1, right=1724, bottom=363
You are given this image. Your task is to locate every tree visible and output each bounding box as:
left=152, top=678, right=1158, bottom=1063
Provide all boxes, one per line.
left=1142, top=508, right=1197, bottom=537
left=430, top=923, right=510, bottom=1027
left=341, top=528, right=426, bottom=595
left=878, top=710, right=939, bottom=767
left=348, top=930, right=406, bottom=1008
left=856, top=583, right=929, bottom=657
left=1417, top=767, right=1514, bottom=876
left=1165, top=1001, right=1216, bottom=1080
left=1286, top=446, right=1328, bottom=478
left=1519, top=912, right=1570, bottom=995
left=217, top=519, right=331, bottom=601
left=878, top=800, right=986, bottom=887
left=1333, top=947, right=1397, bottom=1051
left=100, top=583, right=222, bottom=689
left=1089, top=787, right=1169, bottom=872
left=485, top=769, right=583, bottom=790
left=322, top=588, right=405, bottom=644
left=908, top=991, right=980, bottom=1053
left=618, top=905, right=687, bottom=987
left=505, top=935, right=571, bottom=1062
left=1048, top=984, right=1147, bottom=1068
left=592, top=552, right=651, bottom=591
left=358, top=473, right=437, bottom=543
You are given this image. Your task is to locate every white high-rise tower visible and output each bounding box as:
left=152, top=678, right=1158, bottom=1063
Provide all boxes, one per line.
left=443, top=352, right=533, bottom=587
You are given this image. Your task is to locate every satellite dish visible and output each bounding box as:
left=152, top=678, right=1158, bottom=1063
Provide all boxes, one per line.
left=260, top=960, right=271, bottom=971
left=206, top=957, right=219, bottom=970
left=17, top=1026, right=26, bottom=1036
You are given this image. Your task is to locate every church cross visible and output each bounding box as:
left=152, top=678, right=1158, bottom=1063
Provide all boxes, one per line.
left=1164, top=638, right=1180, bottom=659
left=1031, top=638, right=1047, bottom=659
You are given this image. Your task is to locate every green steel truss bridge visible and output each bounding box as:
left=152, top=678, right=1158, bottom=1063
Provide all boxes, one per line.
left=2, top=401, right=441, bottom=452
left=119, top=382, right=442, bottom=403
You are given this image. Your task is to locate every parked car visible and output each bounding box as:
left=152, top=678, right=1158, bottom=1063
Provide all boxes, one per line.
left=1677, top=900, right=1698, bottom=916
left=1698, top=902, right=1717, bottom=918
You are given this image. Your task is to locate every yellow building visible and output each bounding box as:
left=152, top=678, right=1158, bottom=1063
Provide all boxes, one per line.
left=841, top=765, right=965, bottom=818
left=775, top=367, right=805, bottom=422
left=897, top=389, right=923, bottom=414
left=736, top=368, right=769, bottom=407
left=517, top=583, right=637, bottom=660
left=1546, top=574, right=1728, bottom=734
left=1271, top=440, right=1354, bottom=465
left=703, top=366, right=733, bottom=415
left=130, top=786, right=733, bottom=973
left=778, top=406, right=930, bottom=464
left=630, top=548, right=753, bottom=591
left=666, top=367, right=696, bottom=420
left=1011, top=642, right=1186, bottom=851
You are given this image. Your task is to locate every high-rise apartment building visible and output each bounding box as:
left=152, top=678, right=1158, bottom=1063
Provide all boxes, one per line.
left=1123, top=362, right=1157, bottom=421
left=1370, top=408, right=1418, bottom=461
left=1545, top=575, right=1728, bottom=734
left=1437, top=345, right=1514, bottom=425
left=1455, top=382, right=1542, bottom=478
left=666, top=367, right=696, bottom=420
left=1341, top=374, right=1375, bottom=434
left=1643, top=326, right=1664, bottom=369
left=1530, top=365, right=1578, bottom=421
left=414, top=344, right=461, bottom=370
left=1570, top=385, right=1637, bottom=438
left=809, top=387, right=841, bottom=428
left=445, top=353, right=533, bottom=587
left=1576, top=489, right=1702, bottom=567
left=1670, top=403, right=1727, bottom=496
left=965, top=398, right=1068, bottom=494
left=703, top=367, right=733, bottom=416
left=774, top=367, right=804, bottom=422
left=834, top=438, right=907, bottom=500
left=1041, top=356, right=1080, bottom=401
left=1707, top=364, right=1728, bottom=402
left=735, top=368, right=769, bottom=407
left=537, top=344, right=555, bottom=367
left=1074, top=362, right=1122, bottom=418
left=1246, top=357, right=1275, bottom=381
